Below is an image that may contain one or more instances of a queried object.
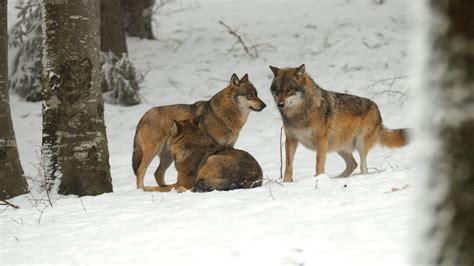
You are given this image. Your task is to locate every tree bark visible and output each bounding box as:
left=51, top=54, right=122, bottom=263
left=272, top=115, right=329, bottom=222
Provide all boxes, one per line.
left=418, top=0, right=474, bottom=265
left=100, top=0, right=128, bottom=55
left=0, top=0, right=28, bottom=200
left=41, top=0, right=113, bottom=196
left=121, top=0, right=155, bottom=40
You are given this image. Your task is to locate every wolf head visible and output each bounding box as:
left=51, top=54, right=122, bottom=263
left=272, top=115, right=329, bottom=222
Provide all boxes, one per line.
left=269, top=64, right=308, bottom=111
left=229, top=73, right=266, bottom=112
left=169, top=118, right=216, bottom=162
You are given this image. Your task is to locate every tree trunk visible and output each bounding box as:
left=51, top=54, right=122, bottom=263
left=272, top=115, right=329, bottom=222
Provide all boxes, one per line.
left=41, top=0, right=113, bottom=196
left=121, top=0, right=155, bottom=40
left=418, top=0, right=474, bottom=265
left=0, top=0, right=28, bottom=200
left=100, top=0, right=128, bottom=55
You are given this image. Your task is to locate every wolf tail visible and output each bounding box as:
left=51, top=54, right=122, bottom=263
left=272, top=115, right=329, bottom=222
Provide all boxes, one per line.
left=132, top=136, right=143, bottom=176
left=380, top=127, right=410, bottom=148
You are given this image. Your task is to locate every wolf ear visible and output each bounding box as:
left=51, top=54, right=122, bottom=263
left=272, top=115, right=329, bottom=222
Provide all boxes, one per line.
left=294, top=64, right=306, bottom=78
left=230, top=73, right=240, bottom=87
left=191, top=116, right=201, bottom=127
left=269, top=66, right=279, bottom=76
left=241, top=73, right=249, bottom=82
left=171, top=120, right=184, bottom=136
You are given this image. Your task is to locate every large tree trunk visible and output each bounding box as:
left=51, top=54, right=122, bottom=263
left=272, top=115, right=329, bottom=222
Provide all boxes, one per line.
left=0, top=0, right=28, bottom=200
left=41, top=0, right=113, bottom=196
left=417, top=0, right=474, bottom=265
left=121, top=0, right=155, bottom=40
left=100, top=0, right=128, bottom=55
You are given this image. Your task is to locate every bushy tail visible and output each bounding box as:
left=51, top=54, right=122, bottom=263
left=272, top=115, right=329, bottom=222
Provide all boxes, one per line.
left=132, top=139, right=143, bottom=176
left=380, top=127, right=410, bottom=148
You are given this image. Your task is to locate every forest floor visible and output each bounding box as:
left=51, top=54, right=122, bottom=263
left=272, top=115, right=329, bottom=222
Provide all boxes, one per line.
left=2, top=0, right=420, bottom=265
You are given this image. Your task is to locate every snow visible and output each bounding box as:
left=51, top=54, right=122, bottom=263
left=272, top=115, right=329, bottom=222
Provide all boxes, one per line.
left=2, top=0, right=417, bottom=265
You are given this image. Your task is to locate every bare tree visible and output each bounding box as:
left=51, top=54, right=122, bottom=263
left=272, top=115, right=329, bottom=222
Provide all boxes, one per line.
left=41, top=0, right=113, bottom=196
left=0, top=0, right=28, bottom=200
left=417, top=0, right=474, bottom=265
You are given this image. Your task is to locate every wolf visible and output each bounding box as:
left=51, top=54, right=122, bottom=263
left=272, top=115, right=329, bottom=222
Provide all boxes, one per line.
left=143, top=119, right=263, bottom=192
left=269, top=64, right=409, bottom=182
left=133, top=73, right=266, bottom=189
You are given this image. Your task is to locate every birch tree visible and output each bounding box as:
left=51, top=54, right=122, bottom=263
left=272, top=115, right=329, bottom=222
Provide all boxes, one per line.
left=0, top=0, right=28, bottom=200
left=41, top=0, right=112, bottom=196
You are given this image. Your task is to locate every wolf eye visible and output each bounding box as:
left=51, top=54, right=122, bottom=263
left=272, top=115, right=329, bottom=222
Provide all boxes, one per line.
left=270, top=86, right=277, bottom=92
left=288, top=91, right=296, bottom=96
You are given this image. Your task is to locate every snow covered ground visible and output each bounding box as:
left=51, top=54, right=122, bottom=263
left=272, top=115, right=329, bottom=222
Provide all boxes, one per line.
left=2, top=0, right=419, bottom=264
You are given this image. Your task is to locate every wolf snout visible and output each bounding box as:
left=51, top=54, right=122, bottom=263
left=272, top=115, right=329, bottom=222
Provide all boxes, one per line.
left=251, top=101, right=266, bottom=112
left=277, top=101, right=285, bottom=108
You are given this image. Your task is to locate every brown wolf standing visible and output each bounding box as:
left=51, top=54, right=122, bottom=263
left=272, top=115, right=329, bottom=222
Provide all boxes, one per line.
left=269, top=64, right=409, bottom=182
left=133, top=74, right=266, bottom=189
left=143, top=119, right=263, bottom=192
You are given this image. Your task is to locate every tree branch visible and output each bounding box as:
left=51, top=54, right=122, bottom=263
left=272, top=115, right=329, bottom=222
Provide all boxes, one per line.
left=1, top=200, right=19, bottom=209
left=218, top=20, right=252, bottom=57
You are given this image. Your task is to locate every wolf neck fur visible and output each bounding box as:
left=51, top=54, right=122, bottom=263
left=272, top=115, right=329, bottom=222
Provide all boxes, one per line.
left=209, top=88, right=248, bottom=132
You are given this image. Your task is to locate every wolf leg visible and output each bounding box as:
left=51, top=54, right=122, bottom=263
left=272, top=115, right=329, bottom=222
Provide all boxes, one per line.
left=337, top=151, right=357, bottom=177
left=358, top=127, right=379, bottom=175
left=154, top=146, right=173, bottom=187
left=357, top=146, right=369, bottom=175
left=284, top=137, right=298, bottom=182
left=315, top=136, right=328, bottom=176
left=143, top=183, right=177, bottom=192
left=136, top=142, right=163, bottom=189
left=136, top=150, right=159, bottom=189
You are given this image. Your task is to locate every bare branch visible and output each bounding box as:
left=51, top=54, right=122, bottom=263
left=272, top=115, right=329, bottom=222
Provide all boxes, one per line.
left=367, top=167, right=385, bottom=174
left=372, top=89, right=408, bottom=98
left=367, top=75, right=410, bottom=91
left=172, top=32, right=192, bottom=53
left=80, top=198, right=87, bottom=213
left=279, top=126, right=284, bottom=180
left=10, top=217, right=24, bottom=225
left=0, top=200, right=19, bottom=209
left=367, top=75, right=411, bottom=106
left=218, top=21, right=253, bottom=57
left=262, top=176, right=284, bottom=200
left=36, top=204, right=48, bottom=224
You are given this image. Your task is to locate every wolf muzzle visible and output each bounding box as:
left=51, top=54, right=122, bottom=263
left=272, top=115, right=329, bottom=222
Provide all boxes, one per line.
left=251, top=101, right=266, bottom=112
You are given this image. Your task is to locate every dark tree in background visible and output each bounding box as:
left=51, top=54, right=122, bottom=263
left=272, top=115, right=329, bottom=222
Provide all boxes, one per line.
left=100, top=0, right=141, bottom=106
left=101, top=0, right=128, bottom=55
left=41, top=0, right=112, bottom=196
left=0, top=0, right=28, bottom=200
left=418, top=0, right=474, bottom=265
left=121, top=0, right=155, bottom=40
